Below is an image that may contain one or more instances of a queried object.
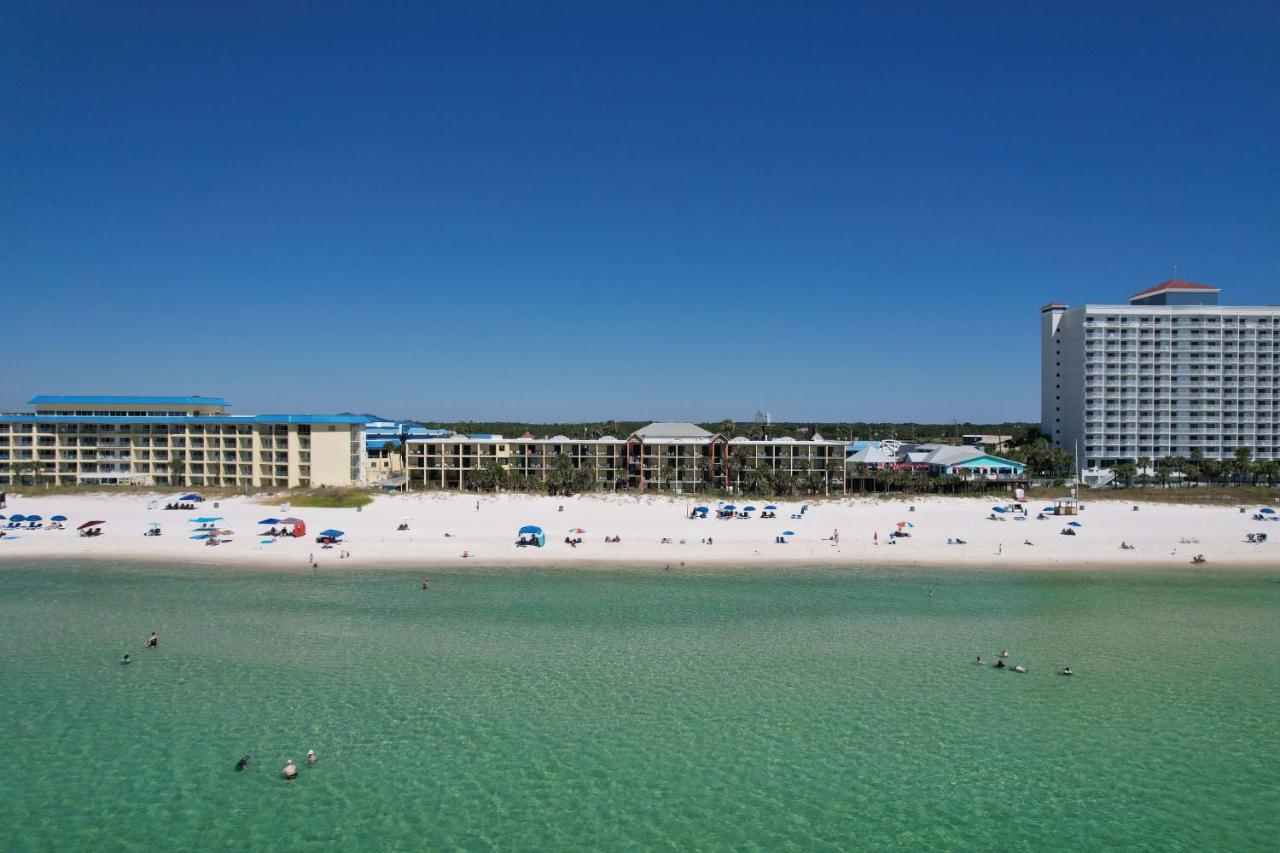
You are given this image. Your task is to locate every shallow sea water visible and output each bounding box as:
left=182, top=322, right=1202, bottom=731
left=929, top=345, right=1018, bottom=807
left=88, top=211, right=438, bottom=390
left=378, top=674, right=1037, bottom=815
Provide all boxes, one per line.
left=1, top=561, right=1277, bottom=851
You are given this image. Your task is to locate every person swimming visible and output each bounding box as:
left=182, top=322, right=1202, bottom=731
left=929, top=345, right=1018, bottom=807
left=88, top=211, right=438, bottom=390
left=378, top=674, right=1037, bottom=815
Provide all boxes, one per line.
left=120, top=654, right=131, bottom=665
left=306, top=750, right=317, bottom=765
left=975, top=656, right=984, bottom=665
left=235, top=755, right=250, bottom=772
left=145, top=632, right=158, bottom=649
left=994, top=659, right=1006, bottom=669
left=1062, top=666, right=1074, bottom=676
left=283, top=759, right=298, bottom=780
left=1000, top=649, right=1010, bottom=657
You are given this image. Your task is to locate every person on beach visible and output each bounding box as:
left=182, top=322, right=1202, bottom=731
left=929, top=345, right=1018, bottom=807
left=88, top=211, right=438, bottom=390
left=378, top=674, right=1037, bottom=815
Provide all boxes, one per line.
left=283, top=759, right=298, bottom=780
left=306, top=750, right=317, bottom=765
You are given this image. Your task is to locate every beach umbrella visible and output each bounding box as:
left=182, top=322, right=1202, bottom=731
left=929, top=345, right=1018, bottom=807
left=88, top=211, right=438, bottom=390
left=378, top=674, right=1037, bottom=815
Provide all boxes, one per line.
left=318, top=528, right=345, bottom=538
left=1068, top=521, right=1083, bottom=527
left=992, top=506, right=1006, bottom=513
left=25, top=515, right=44, bottom=522
left=0, top=515, right=5, bottom=520
left=259, top=539, right=275, bottom=544
left=744, top=506, right=757, bottom=512
left=10, top=515, right=26, bottom=522
left=279, top=517, right=304, bottom=525
left=723, top=505, right=737, bottom=511
left=258, top=517, right=282, bottom=525
left=190, top=533, right=210, bottom=540
left=51, top=515, right=67, bottom=522
left=694, top=506, right=709, bottom=512
left=568, top=527, right=586, bottom=534
left=1042, top=506, right=1055, bottom=512
left=180, top=493, right=204, bottom=501
left=897, top=521, right=914, bottom=528
left=190, top=516, right=223, bottom=523
left=518, top=525, right=542, bottom=535
left=765, top=504, right=778, bottom=510
left=783, top=530, right=796, bottom=536
left=78, top=520, right=106, bottom=529
left=1261, top=508, right=1276, bottom=514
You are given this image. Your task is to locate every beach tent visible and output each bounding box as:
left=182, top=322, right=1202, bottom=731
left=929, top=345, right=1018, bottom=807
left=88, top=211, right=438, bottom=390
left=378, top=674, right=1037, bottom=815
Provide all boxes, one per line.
left=517, top=525, right=546, bottom=547
left=191, top=516, right=223, bottom=524
left=78, top=520, right=106, bottom=530
left=179, top=493, right=204, bottom=502
left=258, top=518, right=282, bottom=525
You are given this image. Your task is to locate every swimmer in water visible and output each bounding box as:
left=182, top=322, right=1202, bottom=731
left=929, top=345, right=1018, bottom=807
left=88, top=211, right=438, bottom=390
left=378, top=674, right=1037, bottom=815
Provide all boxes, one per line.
left=145, top=632, right=158, bottom=649
left=1000, top=649, right=1009, bottom=658
left=121, top=654, right=131, bottom=665
left=975, top=656, right=984, bottom=665
left=283, top=759, right=298, bottom=780
left=306, top=750, right=317, bottom=765
left=995, top=659, right=1006, bottom=669
left=235, top=755, right=250, bottom=772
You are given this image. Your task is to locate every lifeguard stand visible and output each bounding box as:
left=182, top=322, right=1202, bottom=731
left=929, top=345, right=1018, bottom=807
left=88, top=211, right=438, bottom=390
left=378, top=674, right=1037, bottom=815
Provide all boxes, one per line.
left=1053, top=497, right=1079, bottom=516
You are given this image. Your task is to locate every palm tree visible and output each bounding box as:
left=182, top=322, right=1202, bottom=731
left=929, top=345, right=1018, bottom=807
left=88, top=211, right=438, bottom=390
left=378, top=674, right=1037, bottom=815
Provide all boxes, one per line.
left=1136, top=457, right=1151, bottom=487
left=165, top=456, right=186, bottom=487
left=1233, top=447, right=1253, bottom=485
left=718, top=418, right=735, bottom=437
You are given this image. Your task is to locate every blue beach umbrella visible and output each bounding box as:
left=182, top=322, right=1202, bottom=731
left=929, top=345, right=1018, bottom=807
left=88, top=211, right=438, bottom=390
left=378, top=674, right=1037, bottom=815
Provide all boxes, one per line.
left=51, top=515, right=67, bottom=522
left=694, top=506, right=709, bottom=513
left=1261, top=508, right=1276, bottom=514
left=0, top=514, right=5, bottom=520
left=24, top=514, right=42, bottom=522
left=783, top=530, right=796, bottom=536
left=260, top=539, right=275, bottom=544
left=1042, top=506, right=1055, bottom=512
left=318, top=529, right=345, bottom=538
left=190, top=533, right=210, bottom=540
left=9, top=514, right=25, bottom=522
left=1068, top=521, right=1083, bottom=527
left=258, top=518, right=282, bottom=525
left=190, top=517, right=223, bottom=524
left=744, top=506, right=757, bottom=512
left=518, top=525, right=542, bottom=535
left=179, top=493, right=204, bottom=501
left=764, top=504, right=778, bottom=510
left=723, top=505, right=736, bottom=511
left=991, top=506, right=1006, bottom=513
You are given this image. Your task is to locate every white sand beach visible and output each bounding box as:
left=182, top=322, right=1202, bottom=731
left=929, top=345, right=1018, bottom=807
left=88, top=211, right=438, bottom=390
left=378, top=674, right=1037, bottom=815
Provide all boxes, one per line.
left=1, top=491, right=1277, bottom=571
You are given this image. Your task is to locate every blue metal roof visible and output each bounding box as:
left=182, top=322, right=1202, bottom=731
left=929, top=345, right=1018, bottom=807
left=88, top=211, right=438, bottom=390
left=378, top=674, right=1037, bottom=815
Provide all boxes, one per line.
left=0, top=414, right=369, bottom=425
left=29, top=395, right=231, bottom=406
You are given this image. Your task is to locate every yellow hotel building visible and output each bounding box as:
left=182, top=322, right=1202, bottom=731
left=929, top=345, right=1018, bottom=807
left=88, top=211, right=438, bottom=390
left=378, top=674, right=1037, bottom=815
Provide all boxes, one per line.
left=0, top=395, right=367, bottom=488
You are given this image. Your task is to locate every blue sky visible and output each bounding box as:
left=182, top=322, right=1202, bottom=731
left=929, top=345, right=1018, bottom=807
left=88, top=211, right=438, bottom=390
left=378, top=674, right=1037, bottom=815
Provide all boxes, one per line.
left=3, top=2, right=1277, bottom=422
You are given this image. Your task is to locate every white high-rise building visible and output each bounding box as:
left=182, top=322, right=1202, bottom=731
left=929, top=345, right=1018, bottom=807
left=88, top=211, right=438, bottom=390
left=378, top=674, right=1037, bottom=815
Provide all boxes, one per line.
left=1042, top=280, right=1280, bottom=469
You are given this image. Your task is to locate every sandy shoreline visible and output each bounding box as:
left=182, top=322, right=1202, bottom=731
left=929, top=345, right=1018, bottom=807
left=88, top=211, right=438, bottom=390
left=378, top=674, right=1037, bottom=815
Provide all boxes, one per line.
left=1, top=491, right=1277, bottom=572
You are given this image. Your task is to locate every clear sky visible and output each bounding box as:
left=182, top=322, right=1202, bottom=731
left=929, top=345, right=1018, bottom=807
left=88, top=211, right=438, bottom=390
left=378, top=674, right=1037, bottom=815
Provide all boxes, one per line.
left=3, top=2, right=1277, bottom=422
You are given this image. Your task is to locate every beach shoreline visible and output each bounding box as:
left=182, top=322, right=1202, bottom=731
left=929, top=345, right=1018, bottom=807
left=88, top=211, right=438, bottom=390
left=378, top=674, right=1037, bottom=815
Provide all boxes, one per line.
left=1, top=491, right=1276, bottom=573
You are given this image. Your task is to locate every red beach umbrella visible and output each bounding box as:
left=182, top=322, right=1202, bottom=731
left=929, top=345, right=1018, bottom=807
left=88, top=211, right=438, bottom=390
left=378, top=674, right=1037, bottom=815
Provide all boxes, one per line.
left=78, top=520, right=107, bottom=530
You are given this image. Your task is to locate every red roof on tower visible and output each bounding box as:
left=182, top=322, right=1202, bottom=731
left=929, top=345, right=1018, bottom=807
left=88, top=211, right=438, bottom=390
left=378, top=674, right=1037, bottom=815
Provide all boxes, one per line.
left=1129, top=279, right=1220, bottom=300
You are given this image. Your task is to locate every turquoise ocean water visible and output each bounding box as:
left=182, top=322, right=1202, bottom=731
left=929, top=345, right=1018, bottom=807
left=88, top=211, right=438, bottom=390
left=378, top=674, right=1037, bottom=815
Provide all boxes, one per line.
left=1, top=561, right=1277, bottom=851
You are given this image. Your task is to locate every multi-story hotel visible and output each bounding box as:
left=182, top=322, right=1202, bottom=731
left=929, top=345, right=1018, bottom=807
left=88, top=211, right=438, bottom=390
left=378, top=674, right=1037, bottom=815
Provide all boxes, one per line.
left=0, top=395, right=368, bottom=488
left=1042, top=280, right=1280, bottom=469
left=405, top=422, right=851, bottom=493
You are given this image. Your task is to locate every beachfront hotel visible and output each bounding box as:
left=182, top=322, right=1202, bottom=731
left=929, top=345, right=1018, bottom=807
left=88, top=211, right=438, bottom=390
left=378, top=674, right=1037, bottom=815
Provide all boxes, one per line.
left=0, top=396, right=368, bottom=488
left=406, top=422, right=852, bottom=492
left=404, top=422, right=1020, bottom=492
left=1042, top=280, right=1280, bottom=469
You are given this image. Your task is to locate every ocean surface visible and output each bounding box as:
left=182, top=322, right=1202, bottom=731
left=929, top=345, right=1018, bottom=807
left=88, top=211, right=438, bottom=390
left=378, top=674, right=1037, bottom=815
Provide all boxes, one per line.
left=1, top=561, right=1277, bottom=851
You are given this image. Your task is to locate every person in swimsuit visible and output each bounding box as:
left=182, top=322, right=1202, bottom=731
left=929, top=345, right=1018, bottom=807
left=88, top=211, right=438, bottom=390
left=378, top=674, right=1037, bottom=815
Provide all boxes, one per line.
left=283, top=759, right=298, bottom=780
left=235, top=755, right=250, bottom=772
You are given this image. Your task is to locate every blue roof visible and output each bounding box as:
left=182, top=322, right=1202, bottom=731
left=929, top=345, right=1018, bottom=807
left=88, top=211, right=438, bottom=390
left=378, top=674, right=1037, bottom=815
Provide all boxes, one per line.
left=0, top=414, right=369, bottom=425
left=366, top=439, right=399, bottom=449
left=29, top=395, right=231, bottom=406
